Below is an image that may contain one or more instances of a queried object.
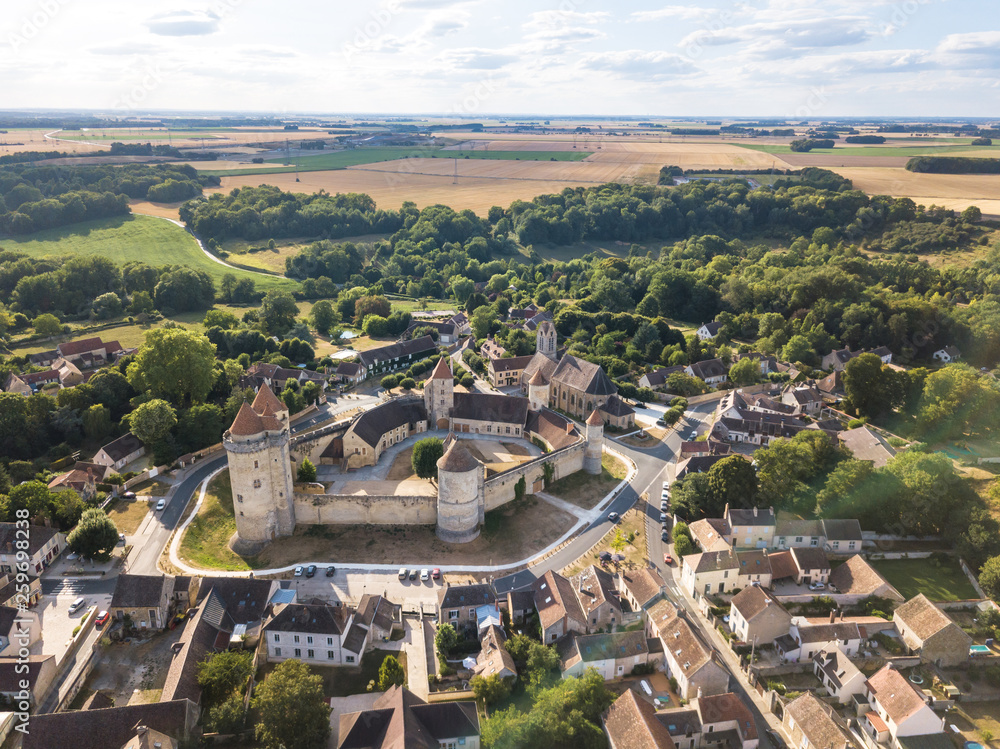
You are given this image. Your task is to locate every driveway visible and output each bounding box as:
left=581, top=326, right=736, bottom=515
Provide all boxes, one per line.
left=289, top=571, right=443, bottom=612
left=36, top=578, right=114, bottom=662
left=380, top=616, right=429, bottom=699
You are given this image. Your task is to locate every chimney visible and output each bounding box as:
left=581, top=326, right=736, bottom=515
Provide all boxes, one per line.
left=753, top=507, right=758, bottom=517
left=840, top=611, right=845, bottom=622
left=136, top=726, right=148, bottom=736
left=829, top=610, right=836, bottom=624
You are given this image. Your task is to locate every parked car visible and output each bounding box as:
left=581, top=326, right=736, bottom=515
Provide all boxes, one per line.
left=69, top=597, right=86, bottom=614
left=408, top=569, right=418, bottom=580
left=325, top=565, right=336, bottom=577
left=95, top=611, right=110, bottom=627
left=398, top=568, right=407, bottom=579
left=123, top=491, right=136, bottom=499
left=660, top=501, right=669, bottom=512
left=305, top=565, right=317, bottom=578
left=661, top=531, right=669, bottom=542
left=659, top=512, right=667, bottom=522
left=663, top=554, right=674, bottom=565
left=766, top=729, right=787, bottom=749
left=607, top=512, right=619, bottom=523
left=809, top=581, right=826, bottom=591
left=432, top=568, right=441, bottom=580
left=420, top=569, right=430, bottom=582
left=155, top=499, right=166, bottom=511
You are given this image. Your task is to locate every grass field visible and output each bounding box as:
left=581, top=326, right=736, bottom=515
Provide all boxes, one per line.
left=0, top=214, right=296, bottom=292
left=106, top=498, right=151, bottom=535
left=545, top=453, right=627, bottom=509
left=178, top=471, right=259, bottom=572
left=737, top=143, right=994, bottom=157
left=871, top=557, right=979, bottom=602
left=265, top=648, right=407, bottom=697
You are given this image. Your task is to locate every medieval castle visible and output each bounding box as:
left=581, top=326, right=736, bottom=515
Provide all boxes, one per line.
left=222, top=322, right=625, bottom=555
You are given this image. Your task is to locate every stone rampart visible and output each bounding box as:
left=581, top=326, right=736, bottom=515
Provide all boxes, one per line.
left=292, top=492, right=436, bottom=525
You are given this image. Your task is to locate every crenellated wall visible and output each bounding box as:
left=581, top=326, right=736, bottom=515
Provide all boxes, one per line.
left=292, top=492, right=437, bottom=525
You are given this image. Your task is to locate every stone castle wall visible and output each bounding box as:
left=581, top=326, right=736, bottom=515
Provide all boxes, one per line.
left=292, top=492, right=437, bottom=525
left=483, top=441, right=585, bottom=511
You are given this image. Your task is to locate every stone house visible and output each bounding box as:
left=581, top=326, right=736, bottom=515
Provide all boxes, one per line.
left=474, top=624, right=517, bottom=682
left=728, top=586, right=792, bottom=645
left=110, top=574, right=180, bottom=630
left=560, top=630, right=654, bottom=680
left=263, top=603, right=350, bottom=666
left=438, top=584, right=497, bottom=636
left=93, top=432, right=145, bottom=471
left=340, top=396, right=428, bottom=469
left=645, top=599, right=729, bottom=699
left=0, top=524, right=66, bottom=575
left=603, top=688, right=676, bottom=749
left=617, top=567, right=665, bottom=612
left=488, top=354, right=534, bottom=387
left=338, top=685, right=480, bottom=749
left=533, top=570, right=589, bottom=643
left=813, top=648, right=866, bottom=704
left=334, top=362, right=364, bottom=386
left=782, top=692, right=852, bottom=749
left=573, top=565, right=622, bottom=632
left=775, top=616, right=866, bottom=663
left=356, top=335, right=437, bottom=379
left=861, top=664, right=943, bottom=747
left=21, top=698, right=199, bottom=749
left=828, top=555, right=904, bottom=602
left=685, top=358, right=728, bottom=385
left=892, top=594, right=973, bottom=668
left=725, top=505, right=776, bottom=549
left=0, top=655, right=56, bottom=707
left=0, top=605, right=40, bottom=656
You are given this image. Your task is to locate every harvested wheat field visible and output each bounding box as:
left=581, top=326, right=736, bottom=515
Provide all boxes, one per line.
left=128, top=199, right=185, bottom=221
left=0, top=128, right=103, bottom=155
left=832, top=167, right=1000, bottom=217
left=211, top=170, right=607, bottom=215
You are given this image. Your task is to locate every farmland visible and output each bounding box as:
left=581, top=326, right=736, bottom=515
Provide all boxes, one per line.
left=0, top=214, right=296, bottom=292
left=829, top=167, right=1000, bottom=218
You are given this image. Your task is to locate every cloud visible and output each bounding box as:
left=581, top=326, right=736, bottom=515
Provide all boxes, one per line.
left=582, top=50, right=697, bottom=80
left=679, top=16, right=879, bottom=57
left=145, top=10, right=219, bottom=37
left=90, top=42, right=164, bottom=56
left=438, top=48, right=517, bottom=69
left=630, top=6, right=715, bottom=23
left=937, top=31, right=1000, bottom=55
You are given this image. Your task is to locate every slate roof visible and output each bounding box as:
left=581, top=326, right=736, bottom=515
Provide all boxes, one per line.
left=336, top=362, right=363, bottom=377
left=839, top=426, right=897, bottom=468
left=700, top=322, right=723, bottom=336
left=111, top=574, right=171, bottom=610
left=342, top=622, right=369, bottom=655
left=813, top=648, right=862, bottom=690
left=196, top=577, right=274, bottom=627
left=866, top=664, right=930, bottom=724
left=550, top=354, right=616, bottom=396
left=348, top=397, right=428, bottom=448
left=640, top=366, right=686, bottom=388
left=829, top=555, right=901, bottom=599
left=438, top=584, right=496, bottom=611
left=796, top=621, right=865, bottom=644
left=687, top=548, right=740, bottom=574
left=600, top=394, right=634, bottom=418
left=264, top=603, right=345, bottom=636
left=655, top=707, right=702, bottom=741
left=357, top=336, right=436, bottom=368
left=490, top=355, right=534, bottom=373
left=821, top=519, right=863, bottom=541
left=573, top=565, right=621, bottom=620
left=894, top=594, right=959, bottom=641
left=604, top=688, right=677, bottom=749
left=0, top=523, right=62, bottom=556
left=451, top=392, right=528, bottom=424
left=775, top=514, right=824, bottom=538
left=338, top=685, right=479, bottom=749
left=730, top=585, right=786, bottom=622
left=357, top=594, right=401, bottom=632
left=790, top=547, right=830, bottom=572
left=160, top=602, right=216, bottom=704
left=698, top=692, right=757, bottom=739
left=520, top=351, right=558, bottom=385
left=783, top=692, right=850, bottom=749
left=727, top=506, right=775, bottom=527
left=98, top=432, right=144, bottom=462
left=571, top=630, right=648, bottom=663
left=687, top=358, right=727, bottom=380
left=21, top=699, right=196, bottom=749
left=525, top=408, right=579, bottom=450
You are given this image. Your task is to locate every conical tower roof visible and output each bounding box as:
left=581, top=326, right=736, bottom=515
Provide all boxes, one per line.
left=437, top=440, right=480, bottom=473
left=586, top=409, right=604, bottom=426
left=229, top=402, right=265, bottom=436
left=252, top=385, right=286, bottom=416
left=429, top=357, right=453, bottom=381
left=528, top=369, right=548, bottom=386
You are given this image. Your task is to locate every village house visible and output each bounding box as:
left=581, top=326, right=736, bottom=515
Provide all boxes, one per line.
left=338, top=685, right=480, bottom=749
left=488, top=354, right=534, bottom=387
left=892, top=594, right=973, bottom=668
left=685, top=358, right=728, bottom=385
left=573, top=564, right=622, bottom=631
left=638, top=365, right=686, bottom=391
left=781, top=384, right=824, bottom=415
left=479, top=336, right=507, bottom=361
left=932, top=346, right=961, bottom=363
left=4, top=369, right=61, bottom=395
left=533, top=570, right=589, bottom=643
left=617, top=567, right=666, bottom=612
left=333, top=361, right=364, bottom=386
left=645, top=599, right=729, bottom=699
left=354, top=594, right=402, bottom=641
left=402, top=318, right=459, bottom=345
left=0, top=655, right=56, bottom=707
left=775, top=615, right=866, bottom=663
left=688, top=518, right=733, bottom=553
left=263, top=602, right=351, bottom=666
left=474, top=624, right=517, bottom=682
left=782, top=692, right=853, bottom=749
left=696, top=322, right=723, bottom=341
left=0, top=524, right=66, bottom=575
left=681, top=548, right=774, bottom=599
left=772, top=516, right=863, bottom=553
left=0, top=572, right=41, bottom=608
left=0, top=605, right=40, bottom=656
left=861, top=664, right=944, bottom=747
left=603, top=688, right=677, bottom=749
left=725, top=505, right=776, bottom=549
left=813, top=648, right=867, bottom=704
left=243, top=361, right=327, bottom=394
left=93, top=432, right=145, bottom=471
left=355, top=335, right=437, bottom=379
left=47, top=466, right=99, bottom=500
left=21, top=698, right=199, bottom=749
left=732, top=352, right=779, bottom=375
left=828, top=556, right=905, bottom=603
left=559, top=630, right=655, bottom=680
left=110, top=574, right=183, bottom=630
left=728, top=586, right=792, bottom=645
left=55, top=337, right=124, bottom=369
left=437, top=584, right=497, bottom=634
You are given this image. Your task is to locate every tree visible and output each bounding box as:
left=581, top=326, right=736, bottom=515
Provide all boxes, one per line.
left=377, top=654, right=406, bottom=691
left=450, top=275, right=475, bottom=304
left=471, top=305, right=496, bottom=340
left=399, top=376, right=415, bottom=390
left=127, top=399, right=177, bottom=445
left=471, top=673, right=511, bottom=705
left=297, top=458, right=317, bottom=483
left=66, top=508, right=120, bottom=561
left=81, top=404, right=112, bottom=441
left=728, top=357, right=759, bottom=386
left=252, top=659, right=331, bottom=749
left=206, top=693, right=246, bottom=734
left=610, top=529, right=627, bottom=554
left=435, top=623, right=459, bottom=658
left=981, top=556, right=1000, bottom=601
left=310, top=300, right=338, bottom=336
left=4, top=481, right=55, bottom=522
left=127, top=327, right=218, bottom=404
left=177, top=403, right=225, bottom=452
left=363, top=314, right=389, bottom=337
left=412, top=437, right=444, bottom=479
left=380, top=375, right=399, bottom=390
left=845, top=353, right=899, bottom=419
left=203, top=309, right=241, bottom=330
left=673, top=532, right=695, bottom=557
left=707, top=456, right=759, bottom=513
left=92, top=292, right=123, bottom=320
left=33, top=312, right=62, bottom=336
left=353, top=295, right=391, bottom=325
left=197, top=650, right=254, bottom=706
left=259, top=289, right=299, bottom=336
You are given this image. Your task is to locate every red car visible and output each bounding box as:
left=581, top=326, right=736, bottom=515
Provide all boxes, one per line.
left=431, top=568, right=441, bottom=580
left=663, top=554, right=674, bottom=566
left=95, top=610, right=110, bottom=627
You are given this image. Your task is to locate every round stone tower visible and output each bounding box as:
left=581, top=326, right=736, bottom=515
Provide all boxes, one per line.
left=435, top=440, right=482, bottom=543
left=223, top=387, right=296, bottom=556
left=527, top=369, right=549, bottom=411
left=584, top=409, right=604, bottom=475
left=536, top=320, right=557, bottom=360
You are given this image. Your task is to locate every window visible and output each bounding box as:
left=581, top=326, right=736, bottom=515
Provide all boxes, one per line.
left=327, top=637, right=333, bottom=646
left=254, top=460, right=259, bottom=469
left=307, top=649, right=314, bottom=658
left=810, top=538, right=818, bottom=546
left=795, top=536, right=803, bottom=543
left=551, top=634, right=557, bottom=641
left=236, top=494, right=243, bottom=503
left=294, top=635, right=300, bottom=643
left=273, top=634, right=280, bottom=642
left=449, top=610, right=458, bottom=620
left=469, top=609, right=476, bottom=619
left=328, top=651, right=336, bottom=659
left=253, top=479, right=262, bottom=489
left=346, top=655, right=355, bottom=663
left=275, top=647, right=281, bottom=656
left=294, top=648, right=301, bottom=657
left=848, top=541, right=856, bottom=550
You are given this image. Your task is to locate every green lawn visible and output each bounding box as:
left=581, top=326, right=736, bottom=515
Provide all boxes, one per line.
left=0, top=214, right=296, bottom=292
left=178, top=471, right=262, bottom=572
left=871, top=557, right=979, bottom=602
left=735, top=143, right=994, bottom=157
left=545, top=453, right=627, bottom=510
left=280, top=648, right=408, bottom=697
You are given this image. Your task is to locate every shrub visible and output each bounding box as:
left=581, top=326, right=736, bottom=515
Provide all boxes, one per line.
left=399, top=377, right=416, bottom=390
left=380, top=375, right=399, bottom=390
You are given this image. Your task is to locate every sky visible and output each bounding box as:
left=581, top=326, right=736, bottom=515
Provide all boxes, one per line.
left=2, top=0, right=998, bottom=118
